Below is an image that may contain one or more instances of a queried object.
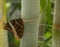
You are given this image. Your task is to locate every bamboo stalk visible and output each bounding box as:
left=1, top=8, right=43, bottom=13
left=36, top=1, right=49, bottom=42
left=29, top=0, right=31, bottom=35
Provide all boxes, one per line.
left=20, top=0, right=40, bottom=47
left=52, top=0, right=60, bottom=47
left=0, top=0, right=8, bottom=47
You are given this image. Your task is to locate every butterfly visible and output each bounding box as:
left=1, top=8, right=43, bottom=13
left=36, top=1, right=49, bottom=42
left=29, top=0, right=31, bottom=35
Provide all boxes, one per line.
left=4, top=18, right=24, bottom=39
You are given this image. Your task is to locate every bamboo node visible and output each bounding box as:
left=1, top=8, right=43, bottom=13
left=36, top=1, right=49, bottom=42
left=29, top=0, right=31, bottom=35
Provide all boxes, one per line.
left=53, top=24, right=60, bottom=30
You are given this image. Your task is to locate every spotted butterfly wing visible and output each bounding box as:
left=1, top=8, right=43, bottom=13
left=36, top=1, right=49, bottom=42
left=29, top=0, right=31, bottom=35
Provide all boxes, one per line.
left=4, top=18, right=24, bottom=39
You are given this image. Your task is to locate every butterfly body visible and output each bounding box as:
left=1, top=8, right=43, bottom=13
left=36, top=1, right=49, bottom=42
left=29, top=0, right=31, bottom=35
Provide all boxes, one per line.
left=4, top=18, right=24, bottom=39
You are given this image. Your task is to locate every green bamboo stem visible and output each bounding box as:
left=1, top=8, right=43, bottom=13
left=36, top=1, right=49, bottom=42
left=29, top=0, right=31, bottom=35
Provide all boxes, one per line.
left=52, top=0, right=60, bottom=47
left=20, top=0, right=40, bottom=47
left=0, top=0, right=8, bottom=47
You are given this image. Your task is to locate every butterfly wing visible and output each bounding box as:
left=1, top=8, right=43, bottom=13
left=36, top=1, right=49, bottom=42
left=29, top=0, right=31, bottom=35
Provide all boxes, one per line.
left=4, top=22, right=13, bottom=32
left=4, top=18, right=24, bottom=39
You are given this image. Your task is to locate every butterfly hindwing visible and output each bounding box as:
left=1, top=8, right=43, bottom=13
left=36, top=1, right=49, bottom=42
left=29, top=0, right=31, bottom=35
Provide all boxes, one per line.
left=4, top=18, right=24, bottom=39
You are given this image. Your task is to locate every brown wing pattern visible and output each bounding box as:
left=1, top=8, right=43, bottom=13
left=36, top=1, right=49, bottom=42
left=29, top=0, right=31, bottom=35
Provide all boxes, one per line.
left=4, top=18, right=24, bottom=39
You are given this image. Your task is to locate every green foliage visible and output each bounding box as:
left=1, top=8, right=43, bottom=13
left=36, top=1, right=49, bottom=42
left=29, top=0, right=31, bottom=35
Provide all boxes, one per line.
left=40, top=0, right=53, bottom=47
